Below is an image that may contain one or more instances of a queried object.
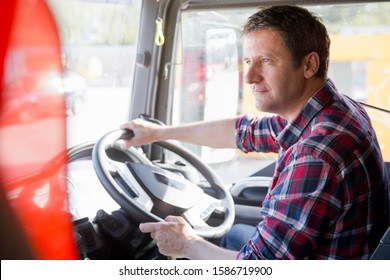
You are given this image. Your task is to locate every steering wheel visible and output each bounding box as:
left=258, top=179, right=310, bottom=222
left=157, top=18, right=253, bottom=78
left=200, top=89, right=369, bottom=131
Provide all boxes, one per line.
left=92, top=129, right=235, bottom=239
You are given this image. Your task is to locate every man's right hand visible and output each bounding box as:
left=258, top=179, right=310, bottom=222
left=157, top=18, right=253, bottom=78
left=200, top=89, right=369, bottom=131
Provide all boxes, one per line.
left=120, top=118, right=164, bottom=148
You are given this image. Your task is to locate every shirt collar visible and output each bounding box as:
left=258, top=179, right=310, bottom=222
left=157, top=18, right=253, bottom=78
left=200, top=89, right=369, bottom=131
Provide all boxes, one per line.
left=276, top=79, right=338, bottom=150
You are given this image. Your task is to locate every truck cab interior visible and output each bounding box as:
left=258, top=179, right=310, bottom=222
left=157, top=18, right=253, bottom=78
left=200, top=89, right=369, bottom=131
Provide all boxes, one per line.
left=1, top=0, right=390, bottom=260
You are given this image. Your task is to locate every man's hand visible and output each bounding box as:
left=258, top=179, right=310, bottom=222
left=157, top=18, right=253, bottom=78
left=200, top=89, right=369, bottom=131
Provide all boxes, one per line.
left=139, top=216, right=201, bottom=259
left=139, top=215, right=238, bottom=260
left=120, top=118, right=163, bottom=148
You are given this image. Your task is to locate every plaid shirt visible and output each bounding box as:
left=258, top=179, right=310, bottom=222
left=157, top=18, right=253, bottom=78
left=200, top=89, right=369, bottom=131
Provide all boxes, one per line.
left=235, top=79, right=389, bottom=259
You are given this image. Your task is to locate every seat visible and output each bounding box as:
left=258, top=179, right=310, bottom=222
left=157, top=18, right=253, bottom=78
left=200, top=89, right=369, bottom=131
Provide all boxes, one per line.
left=370, top=227, right=390, bottom=260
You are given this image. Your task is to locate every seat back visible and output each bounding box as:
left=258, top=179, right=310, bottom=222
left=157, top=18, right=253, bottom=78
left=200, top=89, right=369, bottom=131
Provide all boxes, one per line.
left=370, top=227, right=390, bottom=260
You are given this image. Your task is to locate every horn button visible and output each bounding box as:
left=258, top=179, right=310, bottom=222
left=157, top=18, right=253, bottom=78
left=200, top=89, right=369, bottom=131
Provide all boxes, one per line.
left=126, top=161, right=204, bottom=216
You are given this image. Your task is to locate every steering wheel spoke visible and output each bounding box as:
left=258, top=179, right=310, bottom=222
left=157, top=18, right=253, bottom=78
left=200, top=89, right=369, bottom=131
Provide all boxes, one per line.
left=108, top=159, right=154, bottom=212
left=183, top=192, right=228, bottom=234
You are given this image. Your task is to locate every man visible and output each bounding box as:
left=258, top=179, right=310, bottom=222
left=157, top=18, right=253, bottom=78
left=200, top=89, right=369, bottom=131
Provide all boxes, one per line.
left=121, top=5, right=389, bottom=259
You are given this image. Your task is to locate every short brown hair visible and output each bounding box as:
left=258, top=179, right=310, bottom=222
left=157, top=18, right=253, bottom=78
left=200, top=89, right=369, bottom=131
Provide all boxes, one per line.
left=242, top=5, right=330, bottom=79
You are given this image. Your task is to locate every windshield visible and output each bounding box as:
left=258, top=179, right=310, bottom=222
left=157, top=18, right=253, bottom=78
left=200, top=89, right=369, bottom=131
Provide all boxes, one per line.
left=47, top=0, right=141, bottom=147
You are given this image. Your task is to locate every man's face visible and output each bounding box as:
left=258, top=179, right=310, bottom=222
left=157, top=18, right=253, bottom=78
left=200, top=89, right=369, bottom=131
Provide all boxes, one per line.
left=243, top=28, right=307, bottom=120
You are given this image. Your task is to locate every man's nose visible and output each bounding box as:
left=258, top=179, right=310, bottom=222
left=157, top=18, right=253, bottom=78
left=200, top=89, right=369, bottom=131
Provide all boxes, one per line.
left=244, top=64, right=262, bottom=85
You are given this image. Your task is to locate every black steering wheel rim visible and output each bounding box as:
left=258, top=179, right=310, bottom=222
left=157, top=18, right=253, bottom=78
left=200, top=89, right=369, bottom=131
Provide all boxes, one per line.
left=92, top=129, right=235, bottom=238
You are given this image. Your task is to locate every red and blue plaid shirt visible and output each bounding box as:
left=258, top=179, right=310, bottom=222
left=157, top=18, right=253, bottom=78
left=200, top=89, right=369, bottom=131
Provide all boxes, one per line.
left=235, top=79, right=390, bottom=259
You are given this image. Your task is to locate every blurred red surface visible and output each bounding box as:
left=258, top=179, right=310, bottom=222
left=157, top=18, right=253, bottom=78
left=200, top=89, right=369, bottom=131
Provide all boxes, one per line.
left=0, top=0, right=78, bottom=259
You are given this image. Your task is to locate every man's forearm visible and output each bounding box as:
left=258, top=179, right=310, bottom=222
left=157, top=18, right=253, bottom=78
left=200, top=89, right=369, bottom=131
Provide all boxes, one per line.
left=157, top=117, right=237, bottom=148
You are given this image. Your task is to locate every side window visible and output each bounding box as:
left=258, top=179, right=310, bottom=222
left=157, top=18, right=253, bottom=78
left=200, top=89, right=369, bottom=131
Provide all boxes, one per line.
left=171, top=9, right=273, bottom=185
left=314, top=3, right=390, bottom=160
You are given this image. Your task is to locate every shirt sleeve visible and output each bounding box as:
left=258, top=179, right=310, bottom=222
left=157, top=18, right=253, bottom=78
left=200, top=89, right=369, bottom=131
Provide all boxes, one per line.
left=237, top=154, right=343, bottom=259
left=235, top=114, right=287, bottom=153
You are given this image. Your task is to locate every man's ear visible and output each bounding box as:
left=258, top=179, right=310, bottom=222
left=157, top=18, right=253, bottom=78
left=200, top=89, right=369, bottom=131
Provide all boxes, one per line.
left=303, top=52, right=320, bottom=79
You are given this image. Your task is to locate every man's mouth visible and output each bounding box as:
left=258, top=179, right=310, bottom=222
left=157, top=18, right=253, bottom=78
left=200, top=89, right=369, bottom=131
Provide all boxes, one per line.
left=252, top=86, right=270, bottom=94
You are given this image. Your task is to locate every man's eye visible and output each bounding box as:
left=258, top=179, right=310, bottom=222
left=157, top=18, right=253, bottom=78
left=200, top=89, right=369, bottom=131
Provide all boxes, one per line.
left=262, top=58, right=271, bottom=63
